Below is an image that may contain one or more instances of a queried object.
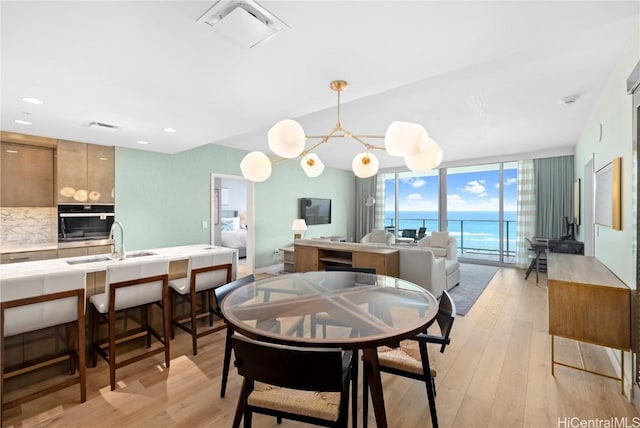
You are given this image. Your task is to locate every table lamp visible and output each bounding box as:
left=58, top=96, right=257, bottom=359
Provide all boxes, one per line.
left=291, top=218, right=307, bottom=240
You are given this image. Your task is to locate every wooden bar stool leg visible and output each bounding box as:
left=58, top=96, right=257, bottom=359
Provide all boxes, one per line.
left=190, top=288, right=198, bottom=356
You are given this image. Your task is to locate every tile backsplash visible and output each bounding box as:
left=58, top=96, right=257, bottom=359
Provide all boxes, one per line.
left=0, top=207, right=57, bottom=245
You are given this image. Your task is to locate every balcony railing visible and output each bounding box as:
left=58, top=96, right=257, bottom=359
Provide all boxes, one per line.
left=384, top=217, right=517, bottom=263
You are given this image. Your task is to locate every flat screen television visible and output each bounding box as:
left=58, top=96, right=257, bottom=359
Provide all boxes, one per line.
left=300, top=197, right=331, bottom=225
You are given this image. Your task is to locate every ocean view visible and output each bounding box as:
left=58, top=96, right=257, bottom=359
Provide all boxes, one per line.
left=385, top=211, right=518, bottom=257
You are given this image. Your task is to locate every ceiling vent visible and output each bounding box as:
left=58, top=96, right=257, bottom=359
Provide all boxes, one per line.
left=88, top=122, right=118, bottom=132
left=197, top=0, right=289, bottom=48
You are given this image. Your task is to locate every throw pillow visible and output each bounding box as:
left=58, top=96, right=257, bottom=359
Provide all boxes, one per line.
left=430, top=231, right=450, bottom=248
left=370, top=229, right=389, bottom=243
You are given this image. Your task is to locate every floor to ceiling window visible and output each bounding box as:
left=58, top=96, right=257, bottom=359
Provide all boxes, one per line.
left=382, top=170, right=439, bottom=240
left=381, top=161, right=517, bottom=265
left=445, top=162, right=517, bottom=263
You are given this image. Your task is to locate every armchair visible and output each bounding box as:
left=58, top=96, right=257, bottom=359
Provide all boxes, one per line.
left=360, top=229, right=396, bottom=245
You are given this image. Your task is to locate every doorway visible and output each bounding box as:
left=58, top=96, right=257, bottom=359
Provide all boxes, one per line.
left=210, top=173, right=255, bottom=278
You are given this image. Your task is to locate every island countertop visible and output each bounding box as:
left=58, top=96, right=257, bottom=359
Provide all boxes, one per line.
left=0, top=244, right=238, bottom=280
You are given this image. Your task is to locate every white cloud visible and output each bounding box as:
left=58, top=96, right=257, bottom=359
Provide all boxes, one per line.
left=407, top=193, right=423, bottom=201
left=447, top=194, right=465, bottom=207
left=478, top=192, right=488, bottom=198
left=505, top=177, right=517, bottom=186
left=462, top=180, right=486, bottom=194
left=412, top=178, right=426, bottom=188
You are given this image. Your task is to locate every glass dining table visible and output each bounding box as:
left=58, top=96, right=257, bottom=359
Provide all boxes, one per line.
left=221, top=271, right=439, bottom=428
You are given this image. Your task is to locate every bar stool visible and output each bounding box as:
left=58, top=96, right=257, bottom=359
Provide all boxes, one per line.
left=169, top=252, right=233, bottom=355
left=89, top=259, right=170, bottom=391
left=1, top=270, right=86, bottom=423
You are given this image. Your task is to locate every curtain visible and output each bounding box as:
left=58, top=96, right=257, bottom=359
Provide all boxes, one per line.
left=534, top=155, right=574, bottom=239
left=375, top=176, right=385, bottom=230
left=516, top=160, right=536, bottom=268
left=355, top=176, right=377, bottom=242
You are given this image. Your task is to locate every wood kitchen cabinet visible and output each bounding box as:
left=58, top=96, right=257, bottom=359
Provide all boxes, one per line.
left=0, top=249, right=58, bottom=264
left=57, top=140, right=114, bottom=203
left=0, top=142, right=54, bottom=207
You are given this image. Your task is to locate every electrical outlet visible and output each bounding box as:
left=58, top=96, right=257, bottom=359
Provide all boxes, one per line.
left=273, top=248, right=280, bottom=255
left=202, top=220, right=208, bottom=229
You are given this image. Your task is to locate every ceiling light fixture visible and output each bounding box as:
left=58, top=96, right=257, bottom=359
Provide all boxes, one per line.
left=22, top=97, right=44, bottom=105
left=240, top=80, right=443, bottom=182
left=137, top=140, right=149, bottom=145
left=164, top=127, right=177, bottom=133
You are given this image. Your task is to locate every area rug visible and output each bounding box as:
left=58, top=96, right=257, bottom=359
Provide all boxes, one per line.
left=448, top=263, right=499, bottom=316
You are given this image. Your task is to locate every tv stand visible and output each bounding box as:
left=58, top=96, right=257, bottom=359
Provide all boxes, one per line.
left=294, top=240, right=399, bottom=276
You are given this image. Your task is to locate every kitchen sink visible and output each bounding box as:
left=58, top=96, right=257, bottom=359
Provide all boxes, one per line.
left=65, top=251, right=157, bottom=265
left=66, top=256, right=111, bottom=265
left=126, top=251, right=157, bottom=258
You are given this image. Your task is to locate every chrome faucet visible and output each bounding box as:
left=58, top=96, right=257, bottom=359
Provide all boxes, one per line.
left=109, top=221, right=126, bottom=260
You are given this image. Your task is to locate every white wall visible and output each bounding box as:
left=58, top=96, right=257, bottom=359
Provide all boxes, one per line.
left=575, top=21, right=639, bottom=287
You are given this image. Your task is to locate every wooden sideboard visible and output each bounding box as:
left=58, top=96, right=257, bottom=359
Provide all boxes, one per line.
left=547, top=252, right=630, bottom=393
left=294, top=240, right=399, bottom=277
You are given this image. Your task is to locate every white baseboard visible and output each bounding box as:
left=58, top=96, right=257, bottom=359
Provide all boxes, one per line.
left=254, top=263, right=284, bottom=275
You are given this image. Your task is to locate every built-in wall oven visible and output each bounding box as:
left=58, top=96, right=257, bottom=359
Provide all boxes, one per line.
left=58, top=204, right=114, bottom=247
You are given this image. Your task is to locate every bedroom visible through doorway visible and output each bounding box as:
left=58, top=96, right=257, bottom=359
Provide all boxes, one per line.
left=211, top=174, right=255, bottom=277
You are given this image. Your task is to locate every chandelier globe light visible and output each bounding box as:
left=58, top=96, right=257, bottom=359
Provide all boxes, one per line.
left=404, top=135, right=444, bottom=172
left=268, top=119, right=306, bottom=158
left=239, top=79, right=443, bottom=182
left=352, top=152, right=379, bottom=178
left=300, top=153, right=325, bottom=177
left=240, top=151, right=272, bottom=182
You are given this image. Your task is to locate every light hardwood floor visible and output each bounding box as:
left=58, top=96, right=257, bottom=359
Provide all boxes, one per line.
left=3, top=267, right=638, bottom=427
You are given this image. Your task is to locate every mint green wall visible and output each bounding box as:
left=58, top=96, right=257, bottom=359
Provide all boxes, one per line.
left=575, top=22, right=639, bottom=287
left=115, top=144, right=355, bottom=269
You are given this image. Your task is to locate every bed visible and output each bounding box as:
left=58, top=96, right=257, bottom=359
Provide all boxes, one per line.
left=221, top=210, right=247, bottom=258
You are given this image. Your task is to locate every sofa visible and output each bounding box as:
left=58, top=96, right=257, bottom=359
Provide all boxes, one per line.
left=358, top=231, right=460, bottom=297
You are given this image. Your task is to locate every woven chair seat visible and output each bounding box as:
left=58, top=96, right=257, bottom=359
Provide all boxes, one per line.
left=378, top=341, right=437, bottom=377
left=248, top=382, right=341, bottom=422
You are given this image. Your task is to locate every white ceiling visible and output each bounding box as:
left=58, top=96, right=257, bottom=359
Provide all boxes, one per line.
left=1, top=1, right=638, bottom=172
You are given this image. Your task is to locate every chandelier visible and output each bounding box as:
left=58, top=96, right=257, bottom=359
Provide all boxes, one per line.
left=240, top=80, right=443, bottom=182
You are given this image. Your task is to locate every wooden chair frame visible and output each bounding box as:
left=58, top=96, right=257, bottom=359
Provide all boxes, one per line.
left=231, top=335, right=352, bottom=428
left=90, top=273, right=170, bottom=391
left=1, top=288, right=86, bottom=422
left=362, top=290, right=456, bottom=428
left=212, top=274, right=255, bottom=399
left=170, top=263, right=232, bottom=356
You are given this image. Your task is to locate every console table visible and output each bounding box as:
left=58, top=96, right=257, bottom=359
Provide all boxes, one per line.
left=294, top=240, right=399, bottom=277
left=547, top=253, right=630, bottom=394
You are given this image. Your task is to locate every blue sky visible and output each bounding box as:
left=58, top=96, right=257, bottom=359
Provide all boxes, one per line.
left=385, top=167, right=517, bottom=212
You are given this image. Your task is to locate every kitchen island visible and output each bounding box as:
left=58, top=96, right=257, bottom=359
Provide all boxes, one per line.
left=0, top=243, right=238, bottom=397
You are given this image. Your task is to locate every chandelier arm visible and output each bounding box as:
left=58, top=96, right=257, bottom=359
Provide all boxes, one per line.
left=340, top=126, right=386, bottom=151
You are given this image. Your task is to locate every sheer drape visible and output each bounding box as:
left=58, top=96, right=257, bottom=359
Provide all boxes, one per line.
left=534, top=155, right=574, bottom=239
left=516, top=160, right=536, bottom=268
left=355, top=176, right=377, bottom=242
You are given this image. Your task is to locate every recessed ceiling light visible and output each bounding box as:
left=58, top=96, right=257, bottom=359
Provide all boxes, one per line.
left=22, top=97, right=44, bottom=105
left=164, top=128, right=177, bottom=133
left=137, top=140, right=149, bottom=145
left=15, top=119, right=32, bottom=125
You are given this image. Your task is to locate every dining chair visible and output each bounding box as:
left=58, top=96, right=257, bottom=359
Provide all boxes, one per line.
left=417, top=227, right=427, bottom=240
left=524, top=237, right=547, bottom=283
left=169, top=252, right=233, bottom=355
left=362, top=290, right=456, bottom=428
left=231, top=335, right=353, bottom=428
left=1, top=270, right=87, bottom=423
left=213, top=273, right=255, bottom=398
left=89, top=259, right=170, bottom=391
